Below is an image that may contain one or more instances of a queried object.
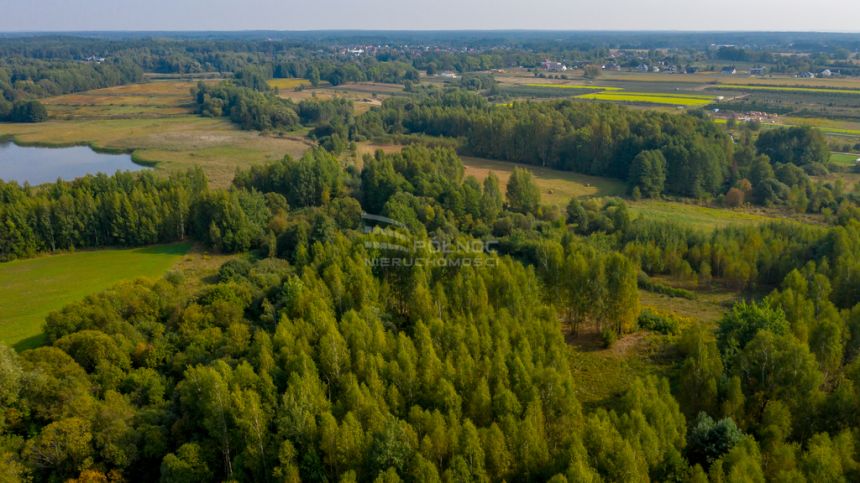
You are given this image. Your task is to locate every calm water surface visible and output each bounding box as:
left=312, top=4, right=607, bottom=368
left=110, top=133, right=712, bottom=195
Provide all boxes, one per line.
left=0, top=142, right=148, bottom=185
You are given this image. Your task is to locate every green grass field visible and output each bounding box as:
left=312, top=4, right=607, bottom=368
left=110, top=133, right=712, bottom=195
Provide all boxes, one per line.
left=568, top=329, right=675, bottom=407
left=629, top=200, right=774, bottom=231
left=0, top=243, right=190, bottom=350
left=831, top=152, right=860, bottom=166
left=267, top=78, right=312, bottom=90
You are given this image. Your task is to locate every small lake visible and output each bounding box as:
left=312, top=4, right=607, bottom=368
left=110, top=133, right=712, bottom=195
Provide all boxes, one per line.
left=0, top=141, right=149, bottom=185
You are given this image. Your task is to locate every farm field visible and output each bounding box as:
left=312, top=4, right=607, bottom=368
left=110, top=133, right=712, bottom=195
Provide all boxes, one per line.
left=576, top=91, right=715, bottom=106
left=0, top=82, right=311, bottom=187
left=525, top=83, right=623, bottom=91
left=709, top=84, right=860, bottom=95
left=780, top=117, right=860, bottom=138
left=498, top=70, right=860, bottom=119
left=0, top=243, right=191, bottom=351
left=594, top=71, right=860, bottom=89
left=499, top=76, right=719, bottom=106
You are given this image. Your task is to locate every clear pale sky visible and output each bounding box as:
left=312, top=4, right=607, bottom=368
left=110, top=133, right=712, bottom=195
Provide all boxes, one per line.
left=0, top=0, right=858, bottom=32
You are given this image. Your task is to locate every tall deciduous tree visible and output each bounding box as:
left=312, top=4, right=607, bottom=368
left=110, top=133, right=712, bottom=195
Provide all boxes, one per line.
left=506, top=167, right=541, bottom=215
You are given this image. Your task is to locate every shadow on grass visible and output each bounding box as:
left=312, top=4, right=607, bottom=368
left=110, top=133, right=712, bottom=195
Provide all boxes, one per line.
left=135, top=242, right=193, bottom=257
left=13, top=333, right=46, bottom=352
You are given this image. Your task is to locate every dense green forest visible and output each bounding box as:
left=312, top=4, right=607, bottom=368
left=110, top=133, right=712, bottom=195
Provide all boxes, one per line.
left=0, top=170, right=206, bottom=261
left=2, top=144, right=860, bottom=481
left=355, top=89, right=851, bottom=214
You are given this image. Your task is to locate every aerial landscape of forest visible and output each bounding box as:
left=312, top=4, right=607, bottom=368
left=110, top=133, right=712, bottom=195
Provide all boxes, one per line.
left=1, top=3, right=860, bottom=482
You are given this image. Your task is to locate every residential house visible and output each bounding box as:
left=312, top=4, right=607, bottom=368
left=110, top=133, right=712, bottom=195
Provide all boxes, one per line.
left=541, top=60, right=567, bottom=72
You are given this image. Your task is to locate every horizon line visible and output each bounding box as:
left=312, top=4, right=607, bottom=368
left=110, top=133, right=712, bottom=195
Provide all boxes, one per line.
left=1, top=29, right=860, bottom=34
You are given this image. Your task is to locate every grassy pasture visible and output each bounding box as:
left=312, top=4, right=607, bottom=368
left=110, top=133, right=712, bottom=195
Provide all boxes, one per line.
left=831, top=152, right=860, bottom=166
left=629, top=200, right=775, bottom=231
left=275, top=82, right=395, bottom=115
left=782, top=116, right=860, bottom=131
left=0, top=82, right=311, bottom=187
left=460, top=157, right=785, bottom=230
left=461, top=156, right=627, bottom=204
left=0, top=243, right=190, bottom=351
left=41, top=81, right=197, bottom=120
left=267, top=78, right=312, bottom=90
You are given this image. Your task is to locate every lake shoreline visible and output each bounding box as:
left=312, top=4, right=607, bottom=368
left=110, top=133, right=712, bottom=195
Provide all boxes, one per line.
left=0, top=140, right=151, bottom=185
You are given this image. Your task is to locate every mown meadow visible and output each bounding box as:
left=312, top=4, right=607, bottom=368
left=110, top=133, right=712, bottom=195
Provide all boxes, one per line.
left=0, top=243, right=191, bottom=350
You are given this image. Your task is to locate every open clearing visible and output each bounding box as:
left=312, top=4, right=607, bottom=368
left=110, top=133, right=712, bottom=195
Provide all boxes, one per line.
left=267, top=78, right=313, bottom=90
left=461, top=156, right=783, bottom=230
left=568, top=328, right=674, bottom=407
left=41, top=81, right=197, bottom=120
left=628, top=200, right=775, bottom=231
left=0, top=243, right=191, bottom=351
left=0, top=82, right=311, bottom=187
left=461, top=156, right=627, bottom=204
left=275, top=82, right=399, bottom=114
left=831, top=152, right=860, bottom=166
